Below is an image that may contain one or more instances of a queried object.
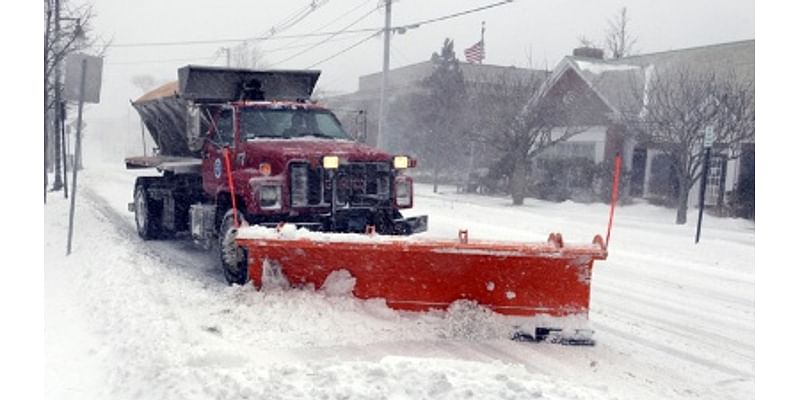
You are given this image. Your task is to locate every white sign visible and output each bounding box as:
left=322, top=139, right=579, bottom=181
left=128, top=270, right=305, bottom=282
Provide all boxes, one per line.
left=64, top=53, right=103, bottom=103
left=703, top=126, right=716, bottom=148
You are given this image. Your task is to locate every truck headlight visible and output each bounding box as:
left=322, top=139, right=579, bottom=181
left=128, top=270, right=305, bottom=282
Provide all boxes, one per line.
left=393, top=155, right=409, bottom=169
left=322, top=155, right=340, bottom=169
left=259, top=185, right=281, bottom=209
left=395, top=178, right=412, bottom=207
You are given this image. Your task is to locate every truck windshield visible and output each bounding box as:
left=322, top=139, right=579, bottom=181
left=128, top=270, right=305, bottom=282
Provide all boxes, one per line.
left=241, top=108, right=351, bottom=140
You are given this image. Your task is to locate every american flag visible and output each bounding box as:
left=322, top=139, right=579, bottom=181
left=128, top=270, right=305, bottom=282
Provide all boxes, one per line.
left=464, top=40, right=485, bottom=64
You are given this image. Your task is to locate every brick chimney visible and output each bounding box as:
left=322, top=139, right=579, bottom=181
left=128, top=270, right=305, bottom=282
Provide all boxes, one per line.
left=573, top=47, right=604, bottom=59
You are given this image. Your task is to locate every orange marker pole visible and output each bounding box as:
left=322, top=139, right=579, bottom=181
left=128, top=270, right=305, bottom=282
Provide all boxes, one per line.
left=223, top=147, right=239, bottom=228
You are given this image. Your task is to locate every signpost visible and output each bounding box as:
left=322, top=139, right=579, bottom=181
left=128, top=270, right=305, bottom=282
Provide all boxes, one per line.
left=64, top=53, right=103, bottom=255
left=695, top=126, right=715, bottom=244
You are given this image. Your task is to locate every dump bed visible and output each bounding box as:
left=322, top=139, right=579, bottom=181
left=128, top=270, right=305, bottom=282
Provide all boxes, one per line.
left=132, top=81, right=196, bottom=157
left=131, top=65, right=321, bottom=158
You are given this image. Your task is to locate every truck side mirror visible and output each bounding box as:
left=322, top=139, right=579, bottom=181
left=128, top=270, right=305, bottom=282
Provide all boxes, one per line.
left=186, top=104, right=204, bottom=152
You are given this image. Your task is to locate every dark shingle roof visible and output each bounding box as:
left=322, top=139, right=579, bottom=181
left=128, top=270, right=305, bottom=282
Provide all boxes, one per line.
left=567, top=57, right=646, bottom=114
left=559, top=39, right=754, bottom=116
left=357, top=60, right=546, bottom=93
left=611, top=39, right=754, bottom=82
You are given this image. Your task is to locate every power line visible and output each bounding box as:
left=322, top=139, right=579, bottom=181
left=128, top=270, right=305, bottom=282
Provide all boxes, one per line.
left=102, top=1, right=514, bottom=49
left=307, top=32, right=380, bottom=68
left=103, top=29, right=379, bottom=48
left=396, top=0, right=514, bottom=31
left=273, top=5, right=382, bottom=67
left=221, top=1, right=330, bottom=68
left=254, top=0, right=331, bottom=43
left=102, top=0, right=332, bottom=50
left=298, top=0, right=517, bottom=69
left=106, top=37, right=361, bottom=66
left=101, top=0, right=515, bottom=69
left=273, top=0, right=373, bottom=52
left=107, top=54, right=219, bottom=66
left=265, top=2, right=316, bottom=35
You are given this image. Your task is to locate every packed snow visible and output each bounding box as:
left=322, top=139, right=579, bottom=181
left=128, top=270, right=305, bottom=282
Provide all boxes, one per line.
left=573, top=60, right=641, bottom=74
left=44, top=138, right=754, bottom=400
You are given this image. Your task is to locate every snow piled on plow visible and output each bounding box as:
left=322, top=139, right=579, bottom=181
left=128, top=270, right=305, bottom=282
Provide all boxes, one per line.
left=238, top=223, right=408, bottom=243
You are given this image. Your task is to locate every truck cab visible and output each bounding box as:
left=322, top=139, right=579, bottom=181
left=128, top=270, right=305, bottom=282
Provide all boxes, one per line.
left=126, top=66, right=426, bottom=284
left=201, top=100, right=422, bottom=234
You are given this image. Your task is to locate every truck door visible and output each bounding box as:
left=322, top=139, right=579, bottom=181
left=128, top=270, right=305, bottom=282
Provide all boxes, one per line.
left=202, top=106, right=235, bottom=197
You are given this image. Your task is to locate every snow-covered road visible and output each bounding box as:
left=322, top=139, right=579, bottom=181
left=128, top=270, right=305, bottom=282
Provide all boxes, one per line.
left=44, top=153, right=754, bottom=399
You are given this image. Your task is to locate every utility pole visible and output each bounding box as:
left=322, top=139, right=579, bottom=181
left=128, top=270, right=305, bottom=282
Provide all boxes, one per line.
left=44, top=7, right=52, bottom=204
left=376, top=0, right=392, bottom=149
left=51, top=0, right=64, bottom=192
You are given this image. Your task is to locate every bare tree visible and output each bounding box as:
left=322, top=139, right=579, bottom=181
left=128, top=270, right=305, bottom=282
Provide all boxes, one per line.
left=605, top=7, right=637, bottom=59
left=45, top=1, right=107, bottom=112
left=466, top=71, right=595, bottom=205
left=229, top=42, right=269, bottom=69
left=621, top=68, right=755, bottom=224
left=131, top=75, right=159, bottom=93
left=45, top=0, right=108, bottom=191
left=577, top=35, right=598, bottom=49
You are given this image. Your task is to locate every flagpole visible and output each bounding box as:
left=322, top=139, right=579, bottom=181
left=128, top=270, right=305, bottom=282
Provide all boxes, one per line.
left=468, top=21, right=485, bottom=190
left=480, top=21, right=485, bottom=65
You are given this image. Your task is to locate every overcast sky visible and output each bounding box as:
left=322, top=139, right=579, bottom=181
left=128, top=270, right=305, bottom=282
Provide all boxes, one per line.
left=80, top=0, right=754, bottom=121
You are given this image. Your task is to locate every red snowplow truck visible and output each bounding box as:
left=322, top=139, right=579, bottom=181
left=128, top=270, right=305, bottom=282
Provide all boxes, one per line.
left=128, top=66, right=611, bottom=345
left=127, top=66, right=427, bottom=284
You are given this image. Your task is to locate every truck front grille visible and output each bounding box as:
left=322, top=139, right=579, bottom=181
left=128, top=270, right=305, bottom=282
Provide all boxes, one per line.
left=289, top=161, right=392, bottom=208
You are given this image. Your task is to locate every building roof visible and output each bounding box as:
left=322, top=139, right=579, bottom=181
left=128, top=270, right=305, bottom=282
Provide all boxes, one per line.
left=357, top=60, right=546, bottom=93
left=609, top=39, right=754, bottom=82
left=562, top=57, right=646, bottom=115
left=325, top=39, right=754, bottom=119
left=541, top=39, right=754, bottom=117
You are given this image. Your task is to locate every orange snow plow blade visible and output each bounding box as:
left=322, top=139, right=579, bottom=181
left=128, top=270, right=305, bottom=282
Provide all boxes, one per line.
left=236, top=229, right=607, bottom=318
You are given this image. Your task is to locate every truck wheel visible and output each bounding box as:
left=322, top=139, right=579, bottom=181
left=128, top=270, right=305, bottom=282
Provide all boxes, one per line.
left=134, top=180, right=161, bottom=240
left=219, top=209, right=249, bottom=285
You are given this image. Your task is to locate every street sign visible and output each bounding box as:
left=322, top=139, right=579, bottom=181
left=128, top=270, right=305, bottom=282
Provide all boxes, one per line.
left=64, top=53, right=103, bottom=103
left=703, top=126, right=716, bottom=148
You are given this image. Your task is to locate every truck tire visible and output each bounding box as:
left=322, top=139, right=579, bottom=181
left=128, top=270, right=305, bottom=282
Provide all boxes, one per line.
left=134, top=179, right=162, bottom=240
left=219, top=209, right=249, bottom=285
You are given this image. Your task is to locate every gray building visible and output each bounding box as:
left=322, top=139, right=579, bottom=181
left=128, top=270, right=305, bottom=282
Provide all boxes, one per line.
left=321, top=60, right=545, bottom=148
left=321, top=61, right=547, bottom=186
left=322, top=40, right=755, bottom=218
left=534, top=40, right=754, bottom=216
